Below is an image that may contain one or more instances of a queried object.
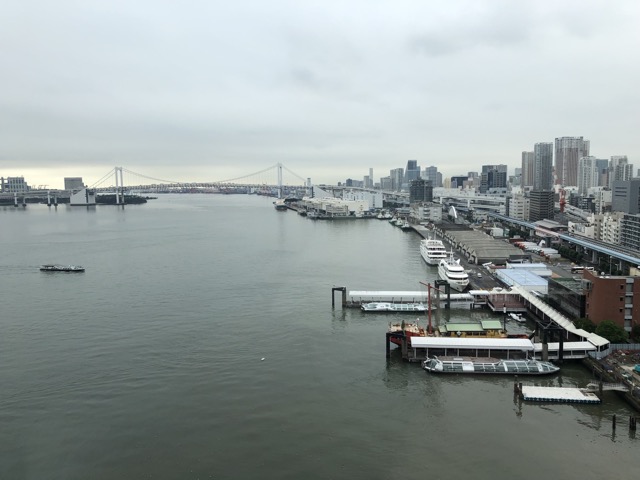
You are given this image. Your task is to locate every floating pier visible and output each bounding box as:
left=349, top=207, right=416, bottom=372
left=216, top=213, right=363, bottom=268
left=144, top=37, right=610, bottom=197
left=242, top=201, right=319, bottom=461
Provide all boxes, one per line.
left=520, top=386, right=601, bottom=404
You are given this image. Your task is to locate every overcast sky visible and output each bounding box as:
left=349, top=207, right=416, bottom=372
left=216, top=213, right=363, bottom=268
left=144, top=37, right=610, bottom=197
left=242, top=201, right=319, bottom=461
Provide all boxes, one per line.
left=2, top=1, right=639, bottom=188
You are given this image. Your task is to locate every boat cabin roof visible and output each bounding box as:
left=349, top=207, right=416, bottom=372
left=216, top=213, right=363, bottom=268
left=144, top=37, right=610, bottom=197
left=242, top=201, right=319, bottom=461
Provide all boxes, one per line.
left=409, top=337, right=534, bottom=350
left=439, top=323, right=485, bottom=333
left=480, top=320, right=504, bottom=330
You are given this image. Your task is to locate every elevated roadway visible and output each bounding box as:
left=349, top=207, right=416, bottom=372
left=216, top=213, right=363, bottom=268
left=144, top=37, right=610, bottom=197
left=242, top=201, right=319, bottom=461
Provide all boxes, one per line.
left=488, top=212, right=640, bottom=271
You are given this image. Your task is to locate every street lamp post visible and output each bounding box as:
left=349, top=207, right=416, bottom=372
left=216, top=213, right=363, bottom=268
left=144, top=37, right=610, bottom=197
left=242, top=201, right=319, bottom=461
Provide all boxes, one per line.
left=503, top=303, right=507, bottom=333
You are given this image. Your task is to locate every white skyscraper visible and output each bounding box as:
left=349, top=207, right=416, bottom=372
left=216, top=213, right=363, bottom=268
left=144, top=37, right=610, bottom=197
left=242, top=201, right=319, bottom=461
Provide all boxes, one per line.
left=578, top=156, right=598, bottom=195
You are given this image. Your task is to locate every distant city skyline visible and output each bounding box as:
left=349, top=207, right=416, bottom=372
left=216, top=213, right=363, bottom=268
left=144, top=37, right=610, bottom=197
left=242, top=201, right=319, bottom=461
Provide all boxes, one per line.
left=2, top=2, right=639, bottom=188
left=1, top=138, right=634, bottom=191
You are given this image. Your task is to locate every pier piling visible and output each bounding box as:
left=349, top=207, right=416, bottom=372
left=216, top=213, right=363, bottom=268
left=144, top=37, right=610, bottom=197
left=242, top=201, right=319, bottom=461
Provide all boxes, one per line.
left=331, top=287, right=346, bottom=309
left=386, top=332, right=391, bottom=359
left=613, top=414, right=617, bottom=431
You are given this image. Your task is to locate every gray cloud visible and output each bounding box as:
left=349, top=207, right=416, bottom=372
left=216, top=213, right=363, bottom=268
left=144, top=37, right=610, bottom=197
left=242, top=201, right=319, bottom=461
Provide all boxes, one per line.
left=1, top=0, right=639, bottom=187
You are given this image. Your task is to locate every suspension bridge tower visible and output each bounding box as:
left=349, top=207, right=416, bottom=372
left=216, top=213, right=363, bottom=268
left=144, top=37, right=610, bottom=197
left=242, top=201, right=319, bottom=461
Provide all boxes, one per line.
left=277, top=162, right=283, bottom=199
left=114, top=167, right=124, bottom=205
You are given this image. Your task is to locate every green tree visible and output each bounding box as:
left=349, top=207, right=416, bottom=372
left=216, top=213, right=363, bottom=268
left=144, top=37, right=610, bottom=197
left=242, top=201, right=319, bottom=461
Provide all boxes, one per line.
left=595, top=320, right=629, bottom=343
left=574, top=317, right=596, bottom=333
left=631, top=324, right=640, bottom=342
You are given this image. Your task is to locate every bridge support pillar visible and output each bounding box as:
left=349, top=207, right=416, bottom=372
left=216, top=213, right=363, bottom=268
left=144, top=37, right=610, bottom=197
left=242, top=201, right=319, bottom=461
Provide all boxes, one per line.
left=277, top=162, right=283, bottom=199
left=114, top=166, right=125, bottom=206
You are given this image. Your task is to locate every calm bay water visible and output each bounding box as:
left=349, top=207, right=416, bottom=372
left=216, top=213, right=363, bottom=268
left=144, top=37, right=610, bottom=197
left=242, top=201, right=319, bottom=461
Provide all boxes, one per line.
left=1, top=194, right=637, bottom=480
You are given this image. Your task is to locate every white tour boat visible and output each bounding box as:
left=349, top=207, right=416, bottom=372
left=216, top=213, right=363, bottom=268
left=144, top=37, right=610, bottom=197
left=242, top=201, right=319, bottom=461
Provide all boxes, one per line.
left=420, top=236, right=448, bottom=266
left=361, top=302, right=427, bottom=313
left=437, top=252, right=470, bottom=292
left=422, top=356, right=560, bottom=375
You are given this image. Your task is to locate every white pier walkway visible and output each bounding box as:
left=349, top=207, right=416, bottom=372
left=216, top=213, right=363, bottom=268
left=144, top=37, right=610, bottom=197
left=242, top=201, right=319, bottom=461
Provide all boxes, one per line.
left=521, top=386, right=601, bottom=404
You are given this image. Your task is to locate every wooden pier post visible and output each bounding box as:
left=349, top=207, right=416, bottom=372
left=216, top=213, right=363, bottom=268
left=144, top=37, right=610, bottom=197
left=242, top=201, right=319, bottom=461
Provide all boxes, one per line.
left=630, top=416, right=637, bottom=431
left=613, top=414, right=617, bottom=431
left=331, top=287, right=346, bottom=309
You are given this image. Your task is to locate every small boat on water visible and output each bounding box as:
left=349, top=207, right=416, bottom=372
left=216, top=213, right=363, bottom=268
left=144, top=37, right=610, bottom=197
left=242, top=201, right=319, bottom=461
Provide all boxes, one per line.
left=509, top=313, right=526, bottom=323
left=361, top=302, right=428, bottom=313
left=400, top=220, right=413, bottom=231
left=273, top=199, right=288, bottom=211
left=422, top=356, right=559, bottom=375
left=40, top=264, right=85, bottom=272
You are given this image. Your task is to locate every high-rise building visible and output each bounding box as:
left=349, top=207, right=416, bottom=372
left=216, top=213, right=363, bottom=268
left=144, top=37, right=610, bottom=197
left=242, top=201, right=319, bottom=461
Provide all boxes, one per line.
left=405, top=160, right=420, bottom=185
left=512, top=167, right=522, bottom=187
left=612, top=178, right=640, bottom=214
left=529, top=190, right=555, bottom=222
left=620, top=214, right=640, bottom=251
left=609, top=156, right=633, bottom=189
left=450, top=176, right=468, bottom=189
left=554, top=136, right=590, bottom=187
left=424, top=166, right=440, bottom=188
left=369, top=168, right=374, bottom=188
left=480, top=164, right=507, bottom=193
left=521, top=151, right=535, bottom=187
left=533, top=143, right=553, bottom=191
left=595, top=159, right=609, bottom=187
left=508, top=192, right=529, bottom=220
left=577, top=156, right=598, bottom=196
left=390, top=168, right=404, bottom=192
left=409, top=178, right=433, bottom=204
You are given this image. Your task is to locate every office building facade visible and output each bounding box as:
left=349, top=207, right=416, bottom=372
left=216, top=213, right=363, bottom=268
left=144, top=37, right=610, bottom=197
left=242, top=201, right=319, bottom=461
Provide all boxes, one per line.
left=521, top=151, right=535, bottom=187
left=577, top=156, right=598, bottom=196
left=529, top=190, right=555, bottom=222
left=533, top=143, right=553, bottom=191
left=409, top=178, right=433, bottom=204
left=555, top=136, right=590, bottom=187
left=612, top=178, right=640, bottom=214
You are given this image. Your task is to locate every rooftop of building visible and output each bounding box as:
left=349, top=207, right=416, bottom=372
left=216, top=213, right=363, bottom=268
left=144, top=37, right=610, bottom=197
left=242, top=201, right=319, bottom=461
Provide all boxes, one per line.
left=548, top=276, right=584, bottom=294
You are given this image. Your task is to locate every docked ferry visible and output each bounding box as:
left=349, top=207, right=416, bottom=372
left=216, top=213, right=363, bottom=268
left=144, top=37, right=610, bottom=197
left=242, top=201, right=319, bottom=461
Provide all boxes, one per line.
left=362, top=302, right=427, bottom=313
left=422, top=356, right=559, bottom=375
left=420, top=237, right=447, bottom=266
left=437, top=252, right=469, bottom=291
